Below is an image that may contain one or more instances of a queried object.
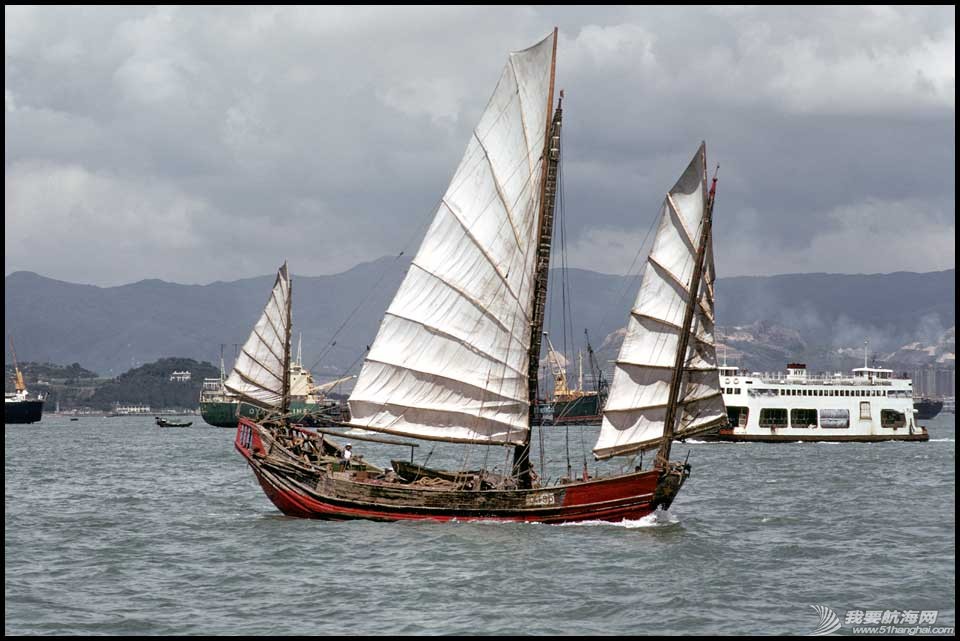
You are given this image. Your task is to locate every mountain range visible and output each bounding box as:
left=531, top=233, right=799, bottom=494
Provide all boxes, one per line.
left=4, top=260, right=954, bottom=379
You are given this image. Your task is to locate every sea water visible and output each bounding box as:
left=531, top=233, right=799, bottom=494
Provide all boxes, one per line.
left=5, top=414, right=955, bottom=634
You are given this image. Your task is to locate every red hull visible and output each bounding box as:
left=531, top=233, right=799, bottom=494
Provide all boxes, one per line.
left=235, top=418, right=687, bottom=523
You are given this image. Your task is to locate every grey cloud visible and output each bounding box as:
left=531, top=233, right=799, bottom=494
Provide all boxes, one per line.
left=5, top=5, right=955, bottom=285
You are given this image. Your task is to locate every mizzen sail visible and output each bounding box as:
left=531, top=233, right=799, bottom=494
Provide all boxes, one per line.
left=225, top=263, right=292, bottom=411
left=594, top=145, right=726, bottom=460
left=347, top=32, right=557, bottom=445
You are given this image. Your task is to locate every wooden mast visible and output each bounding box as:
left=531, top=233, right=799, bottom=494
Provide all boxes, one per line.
left=514, top=27, right=560, bottom=489
left=654, top=146, right=716, bottom=470
left=280, top=263, right=292, bottom=420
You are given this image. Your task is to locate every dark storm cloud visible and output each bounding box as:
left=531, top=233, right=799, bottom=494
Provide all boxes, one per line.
left=5, top=6, right=954, bottom=285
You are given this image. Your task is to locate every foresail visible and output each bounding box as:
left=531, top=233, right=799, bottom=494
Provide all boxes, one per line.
left=225, top=264, right=291, bottom=410
left=594, top=145, right=726, bottom=460
left=347, top=33, right=556, bottom=445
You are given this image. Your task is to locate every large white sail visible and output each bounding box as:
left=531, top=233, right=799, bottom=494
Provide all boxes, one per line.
left=225, top=263, right=291, bottom=410
left=594, top=145, right=726, bottom=460
left=347, top=32, right=556, bottom=445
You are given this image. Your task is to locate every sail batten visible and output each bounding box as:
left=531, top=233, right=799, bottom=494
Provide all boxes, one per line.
left=595, top=145, right=725, bottom=460
left=437, top=199, right=526, bottom=306
left=347, top=32, right=557, bottom=445
left=471, top=132, right=525, bottom=252
left=252, top=328, right=284, bottom=363
left=665, top=193, right=698, bottom=251
left=406, top=262, right=522, bottom=335
left=369, top=314, right=529, bottom=379
left=604, top=391, right=723, bottom=413
left=239, top=348, right=285, bottom=383
left=628, top=310, right=715, bottom=342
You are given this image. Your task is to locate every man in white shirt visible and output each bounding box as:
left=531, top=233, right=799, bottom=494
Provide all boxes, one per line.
left=342, top=443, right=353, bottom=469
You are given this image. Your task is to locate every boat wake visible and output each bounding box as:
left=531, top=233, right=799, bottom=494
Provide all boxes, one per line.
left=557, top=508, right=680, bottom=529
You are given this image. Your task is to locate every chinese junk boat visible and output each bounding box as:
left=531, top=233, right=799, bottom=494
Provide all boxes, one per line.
left=221, top=267, right=353, bottom=429
left=235, top=29, right=726, bottom=523
left=202, top=341, right=351, bottom=428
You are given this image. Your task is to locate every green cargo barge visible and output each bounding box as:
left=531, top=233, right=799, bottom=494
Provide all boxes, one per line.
left=199, top=365, right=351, bottom=428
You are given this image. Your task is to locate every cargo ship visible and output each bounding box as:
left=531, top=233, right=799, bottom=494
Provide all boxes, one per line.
left=913, top=397, right=943, bottom=420
left=4, top=336, right=44, bottom=424
left=535, top=332, right=607, bottom=425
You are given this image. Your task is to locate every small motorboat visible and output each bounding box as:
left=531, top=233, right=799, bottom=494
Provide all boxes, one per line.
left=156, top=417, right=192, bottom=428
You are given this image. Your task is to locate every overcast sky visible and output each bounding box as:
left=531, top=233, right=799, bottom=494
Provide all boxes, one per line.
left=5, top=5, right=955, bottom=286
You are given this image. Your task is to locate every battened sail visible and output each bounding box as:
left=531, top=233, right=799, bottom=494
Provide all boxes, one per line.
left=594, top=145, right=726, bottom=460
left=347, top=32, right=557, bottom=445
left=225, top=263, right=292, bottom=411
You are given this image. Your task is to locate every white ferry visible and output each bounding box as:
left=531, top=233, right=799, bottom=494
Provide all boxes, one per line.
left=711, top=362, right=929, bottom=442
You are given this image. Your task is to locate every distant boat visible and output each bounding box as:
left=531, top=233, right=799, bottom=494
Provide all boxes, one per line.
left=536, top=332, right=607, bottom=425
left=108, top=403, right=151, bottom=417
left=913, top=397, right=943, bottom=420
left=706, top=361, right=928, bottom=442
left=4, top=334, right=44, bottom=425
left=156, top=416, right=192, bottom=427
left=200, top=337, right=351, bottom=428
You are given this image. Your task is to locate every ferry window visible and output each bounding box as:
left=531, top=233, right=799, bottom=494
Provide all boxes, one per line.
left=727, top=406, right=748, bottom=427
left=881, top=410, right=905, bottom=429
left=759, top=408, right=788, bottom=428
left=820, top=409, right=850, bottom=428
left=859, top=401, right=871, bottom=420
left=791, top=408, right=818, bottom=428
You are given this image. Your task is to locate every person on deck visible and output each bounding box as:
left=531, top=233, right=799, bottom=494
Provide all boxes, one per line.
left=342, top=443, right=353, bottom=470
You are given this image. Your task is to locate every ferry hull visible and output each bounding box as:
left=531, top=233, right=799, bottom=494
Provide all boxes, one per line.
left=4, top=400, right=44, bottom=424
left=235, top=418, right=688, bottom=523
left=705, top=427, right=929, bottom=443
